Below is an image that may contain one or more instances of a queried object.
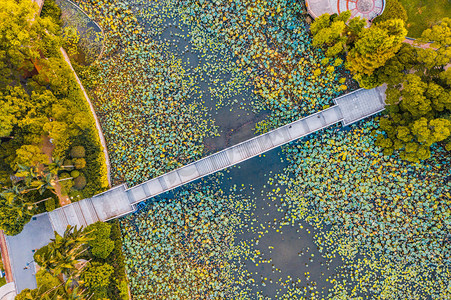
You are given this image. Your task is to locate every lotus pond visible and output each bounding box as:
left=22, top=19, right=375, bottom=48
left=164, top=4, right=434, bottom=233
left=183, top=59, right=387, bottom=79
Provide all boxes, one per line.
left=68, top=0, right=451, bottom=298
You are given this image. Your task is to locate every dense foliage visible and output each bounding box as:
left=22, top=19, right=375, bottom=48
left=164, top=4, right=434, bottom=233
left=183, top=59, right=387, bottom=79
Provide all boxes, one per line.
left=86, top=221, right=114, bottom=259
left=0, top=0, right=108, bottom=235
left=373, top=0, right=408, bottom=25
left=312, top=12, right=450, bottom=161
left=18, top=222, right=128, bottom=300
left=311, top=11, right=406, bottom=88
left=374, top=18, right=451, bottom=161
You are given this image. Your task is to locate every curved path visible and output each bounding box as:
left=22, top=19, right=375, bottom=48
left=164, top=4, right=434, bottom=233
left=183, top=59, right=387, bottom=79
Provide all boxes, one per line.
left=60, top=48, right=112, bottom=187
left=47, top=86, right=387, bottom=235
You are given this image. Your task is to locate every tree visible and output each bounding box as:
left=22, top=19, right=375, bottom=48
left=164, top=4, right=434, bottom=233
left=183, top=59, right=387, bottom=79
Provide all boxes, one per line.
left=311, top=14, right=407, bottom=88
left=34, top=225, right=92, bottom=279
left=16, top=268, right=89, bottom=300
left=81, top=262, right=114, bottom=291
left=0, top=201, right=32, bottom=235
left=73, top=158, right=86, bottom=169
left=418, top=18, right=451, bottom=71
left=0, top=98, right=19, bottom=137
left=73, top=175, right=87, bottom=190
left=311, top=11, right=366, bottom=57
left=347, top=19, right=407, bottom=85
left=86, top=222, right=114, bottom=259
left=13, top=145, right=48, bottom=169
left=70, top=146, right=86, bottom=158
left=0, top=0, right=60, bottom=87
left=48, top=157, right=74, bottom=175
left=375, top=18, right=451, bottom=161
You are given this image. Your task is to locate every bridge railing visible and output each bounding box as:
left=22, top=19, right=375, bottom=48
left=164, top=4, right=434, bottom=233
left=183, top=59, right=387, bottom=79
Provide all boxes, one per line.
left=125, top=105, right=344, bottom=205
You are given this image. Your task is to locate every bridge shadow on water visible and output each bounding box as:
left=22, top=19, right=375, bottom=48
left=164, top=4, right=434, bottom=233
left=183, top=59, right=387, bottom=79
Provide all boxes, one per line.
left=129, top=144, right=345, bottom=298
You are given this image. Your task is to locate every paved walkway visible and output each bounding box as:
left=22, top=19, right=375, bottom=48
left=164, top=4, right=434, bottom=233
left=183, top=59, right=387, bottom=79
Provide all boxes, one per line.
left=60, top=48, right=112, bottom=187
left=5, top=214, right=55, bottom=293
left=0, top=283, right=16, bottom=300
left=47, top=86, right=386, bottom=235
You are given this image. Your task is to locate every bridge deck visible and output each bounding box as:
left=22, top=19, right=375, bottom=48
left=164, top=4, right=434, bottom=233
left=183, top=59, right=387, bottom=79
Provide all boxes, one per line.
left=48, top=185, right=134, bottom=234
left=47, top=86, right=386, bottom=235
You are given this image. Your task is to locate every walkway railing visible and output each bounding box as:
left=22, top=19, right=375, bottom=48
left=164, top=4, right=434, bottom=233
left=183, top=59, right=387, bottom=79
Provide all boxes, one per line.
left=47, top=86, right=386, bottom=235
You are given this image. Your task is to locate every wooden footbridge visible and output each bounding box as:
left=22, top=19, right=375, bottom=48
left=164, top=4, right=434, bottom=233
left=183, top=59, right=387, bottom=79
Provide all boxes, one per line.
left=48, top=86, right=386, bottom=234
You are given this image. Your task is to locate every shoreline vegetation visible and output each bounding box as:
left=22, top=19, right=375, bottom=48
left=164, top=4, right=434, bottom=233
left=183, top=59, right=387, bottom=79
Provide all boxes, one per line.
left=17, top=221, right=129, bottom=299
left=0, top=0, right=108, bottom=235
left=1, top=0, right=129, bottom=298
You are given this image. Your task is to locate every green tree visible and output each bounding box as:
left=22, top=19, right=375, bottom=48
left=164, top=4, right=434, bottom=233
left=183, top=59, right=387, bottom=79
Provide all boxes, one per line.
left=0, top=201, right=32, bottom=235
left=86, top=222, right=114, bottom=259
left=13, top=145, right=48, bottom=169
left=70, top=146, right=86, bottom=158
left=0, top=0, right=61, bottom=87
left=311, top=11, right=366, bottom=57
left=81, top=262, right=114, bottom=291
left=34, top=225, right=92, bottom=279
left=311, top=13, right=407, bottom=88
left=347, top=19, right=407, bottom=84
left=376, top=18, right=451, bottom=161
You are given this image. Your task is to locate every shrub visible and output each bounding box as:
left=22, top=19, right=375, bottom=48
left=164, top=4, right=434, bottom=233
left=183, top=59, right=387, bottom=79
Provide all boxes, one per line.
left=36, top=269, right=60, bottom=292
left=33, top=245, right=49, bottom=263
left=63, top=159, right=74, bottom=171
left=90, top=238, right=115, bottom=259
left=373, top=0, right=407, bottom=24
left=73, top=175, right=87, bottom=190
left=106, top=220, right=128, bottom=299
left=74, top=158, right=86, bottom=169
left=119, top=280, right=130, bottom=300
left=70, top=170, right=80, bottom=178
left=70, top=132, right=109, bottom=197
left=45, top=198, right=56, bottom=212
left=86, top=222, right=114, bottom=259
left=82, top=262, right=114, bottom=291
left=70, top=146, right=86, bottom=158
left=86, top=222, right=111, bottom=238
left=334, top=58, right=343, bottom=67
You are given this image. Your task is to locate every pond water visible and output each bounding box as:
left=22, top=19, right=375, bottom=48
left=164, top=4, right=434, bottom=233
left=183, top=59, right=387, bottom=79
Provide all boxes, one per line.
left=56, top=0, right=103, bottom=64
left=64, top=0, right=450, bottom=298
left=71, top=0, right=344, bottom=186
left=120, top=144, right=345, bottom=299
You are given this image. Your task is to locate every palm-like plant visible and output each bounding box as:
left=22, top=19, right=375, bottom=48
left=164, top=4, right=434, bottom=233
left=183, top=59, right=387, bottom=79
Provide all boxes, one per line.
left=48, top=157, right=74, bottom=175
left=34, top=225, right=93, bottom=280
left=15, top=164, right=42, bottom=186
left=0, top=184, right=24, bottom=206
left=58, top=277, right=91, bottom=300
left=22, top=173, right=55, bottom=195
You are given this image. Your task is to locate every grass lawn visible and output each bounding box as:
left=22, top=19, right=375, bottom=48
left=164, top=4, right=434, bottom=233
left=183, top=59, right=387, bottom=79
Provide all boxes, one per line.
left=399, top=0, right=451, bottom=38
